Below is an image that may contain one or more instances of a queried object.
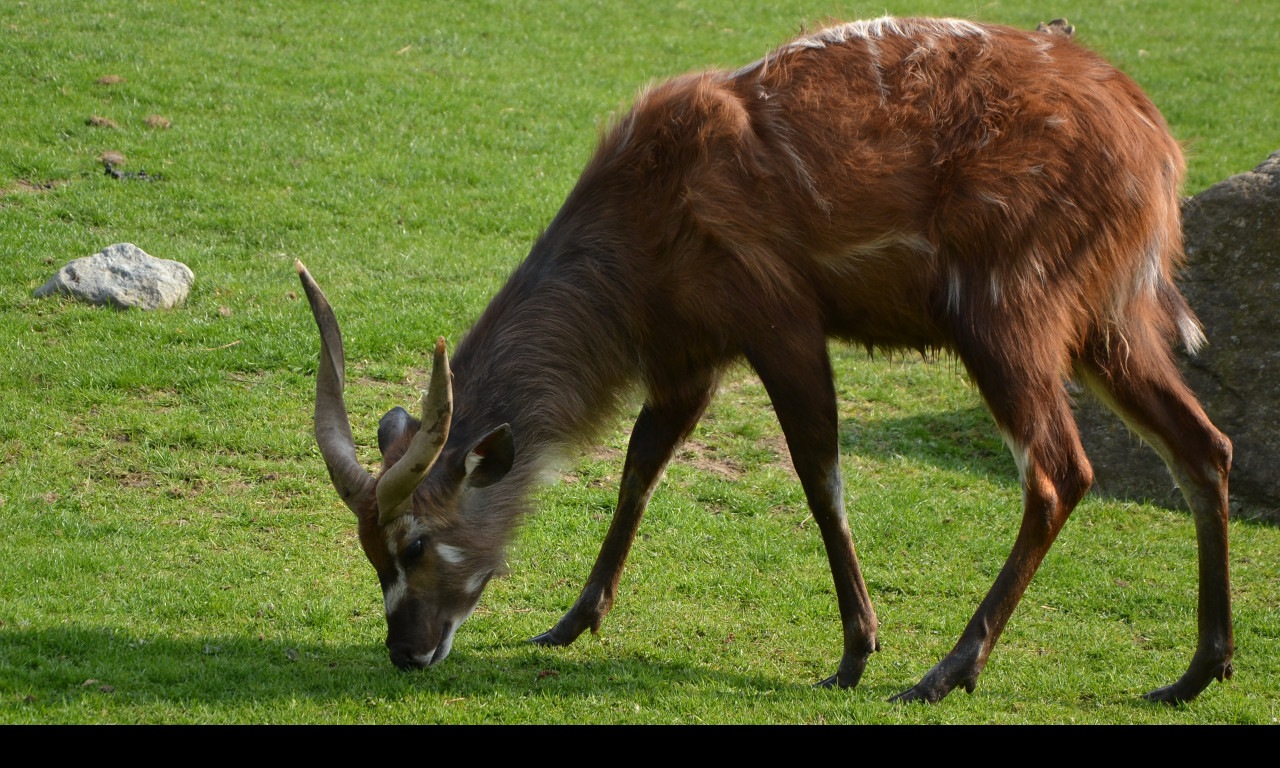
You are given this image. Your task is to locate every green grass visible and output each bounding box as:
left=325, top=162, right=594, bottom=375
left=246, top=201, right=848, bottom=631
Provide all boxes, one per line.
left=2, top=0, right=1277, bottom=723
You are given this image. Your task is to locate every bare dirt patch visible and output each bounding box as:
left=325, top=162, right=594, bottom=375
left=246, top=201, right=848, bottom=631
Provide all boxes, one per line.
left=134, top=387, right=183, bottom=405
left=352, top=365, right=432, bottom=391
left=678, top=438, right=746, bottom=480
left=757, top=432, right=796, bottom=477
left=116, top=471, right=155, bottom=489
left=576, top=369, right=798, bottom=482
left=2, top=178, right=67, bottom=197
left=589, top=444, right=624, bottom=463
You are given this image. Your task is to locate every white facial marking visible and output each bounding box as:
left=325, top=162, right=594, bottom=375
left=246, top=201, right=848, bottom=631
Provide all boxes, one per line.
left=436, top=543, right=467, bottom=564
left=383, top=564, right=408, bottom=614
left=382, top=516, right=433, bottom=616
left=415, top=602, right=481, bottom=667
left=436, top=606, right=471, bottom=662
left=465, top=569, right=491, bottom=595
left=383, top=515, right=430, bottom=553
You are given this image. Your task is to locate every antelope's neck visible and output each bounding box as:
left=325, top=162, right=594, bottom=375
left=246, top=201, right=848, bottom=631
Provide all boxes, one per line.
left=448, top=235, right=640, bottom=477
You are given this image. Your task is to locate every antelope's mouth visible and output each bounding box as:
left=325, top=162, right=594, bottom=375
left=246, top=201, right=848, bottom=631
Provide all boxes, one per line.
left=388, top=620, right=456, bottom=670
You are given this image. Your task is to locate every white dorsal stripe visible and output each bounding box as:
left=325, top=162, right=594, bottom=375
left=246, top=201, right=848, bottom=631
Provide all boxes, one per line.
left=793, top=16, right=987, bottom=52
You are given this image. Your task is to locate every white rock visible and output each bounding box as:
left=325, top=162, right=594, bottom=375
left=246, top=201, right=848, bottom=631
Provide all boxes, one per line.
left=34, top=243, right=194, bottom=310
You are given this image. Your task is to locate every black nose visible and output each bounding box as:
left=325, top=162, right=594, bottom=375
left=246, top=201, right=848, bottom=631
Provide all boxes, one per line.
left=387, top=644, right=426, bottom=671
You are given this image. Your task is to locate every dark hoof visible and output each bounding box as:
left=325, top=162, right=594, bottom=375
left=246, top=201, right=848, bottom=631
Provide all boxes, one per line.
left=1142, top=659, right=1233, bottom=705
left=1142, top=684, right=1193, bottom=705
left=814, top=654, right=869, bottom=689
left=527, top=629, right=571, bottom=647
left=888, top=685, right=932, bottom=704
left=889, top=672, right=974, bottom=704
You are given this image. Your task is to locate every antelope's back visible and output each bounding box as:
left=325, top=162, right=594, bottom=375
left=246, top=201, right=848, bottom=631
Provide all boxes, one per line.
left=589, top=17, right=1188, bottom=354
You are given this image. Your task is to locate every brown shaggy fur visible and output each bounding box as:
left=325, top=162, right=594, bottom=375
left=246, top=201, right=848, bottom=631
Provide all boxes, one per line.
left=332, top=17, right=1232, bottom=702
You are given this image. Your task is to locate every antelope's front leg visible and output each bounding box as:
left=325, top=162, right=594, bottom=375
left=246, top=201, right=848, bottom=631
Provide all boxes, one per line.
left=746, top=330, right=879, bottom=689
left=531, top=379, right=716, bottom=647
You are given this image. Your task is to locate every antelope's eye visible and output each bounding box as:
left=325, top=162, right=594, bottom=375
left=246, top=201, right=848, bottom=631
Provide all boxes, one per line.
left=403, top=537, right=426, bottom=562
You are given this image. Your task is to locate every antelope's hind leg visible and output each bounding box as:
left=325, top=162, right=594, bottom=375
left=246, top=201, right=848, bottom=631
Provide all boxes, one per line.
left=529, top=370, right=720, bottom=647
left=1076, top=330, right=1233, bottom=703
left=745, top=327, right=879, bottom=690
left=892, top=319, right=1095, bottom=704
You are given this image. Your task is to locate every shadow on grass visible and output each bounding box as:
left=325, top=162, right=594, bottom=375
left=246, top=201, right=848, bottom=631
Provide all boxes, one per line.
left=849, top=406, right=1277, bottom=527
left=0, top=625, right=802, bottom=717
left=840, top=404, right=1015, bottom=487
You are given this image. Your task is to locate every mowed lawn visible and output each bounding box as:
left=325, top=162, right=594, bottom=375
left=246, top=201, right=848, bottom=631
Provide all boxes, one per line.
left=1, top=1, right=1277, bottom=723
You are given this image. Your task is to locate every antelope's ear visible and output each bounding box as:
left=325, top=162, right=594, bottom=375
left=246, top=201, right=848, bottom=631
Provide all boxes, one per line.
left=377, top=406, right=417, bottom=458
left=464, top=424, right=514, bottom=489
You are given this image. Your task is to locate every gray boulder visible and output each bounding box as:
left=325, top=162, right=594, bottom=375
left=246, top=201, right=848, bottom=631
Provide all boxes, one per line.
left=1073, top=150, right=1280, bottom=521
left=34, top=243, right=194, bottom=310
